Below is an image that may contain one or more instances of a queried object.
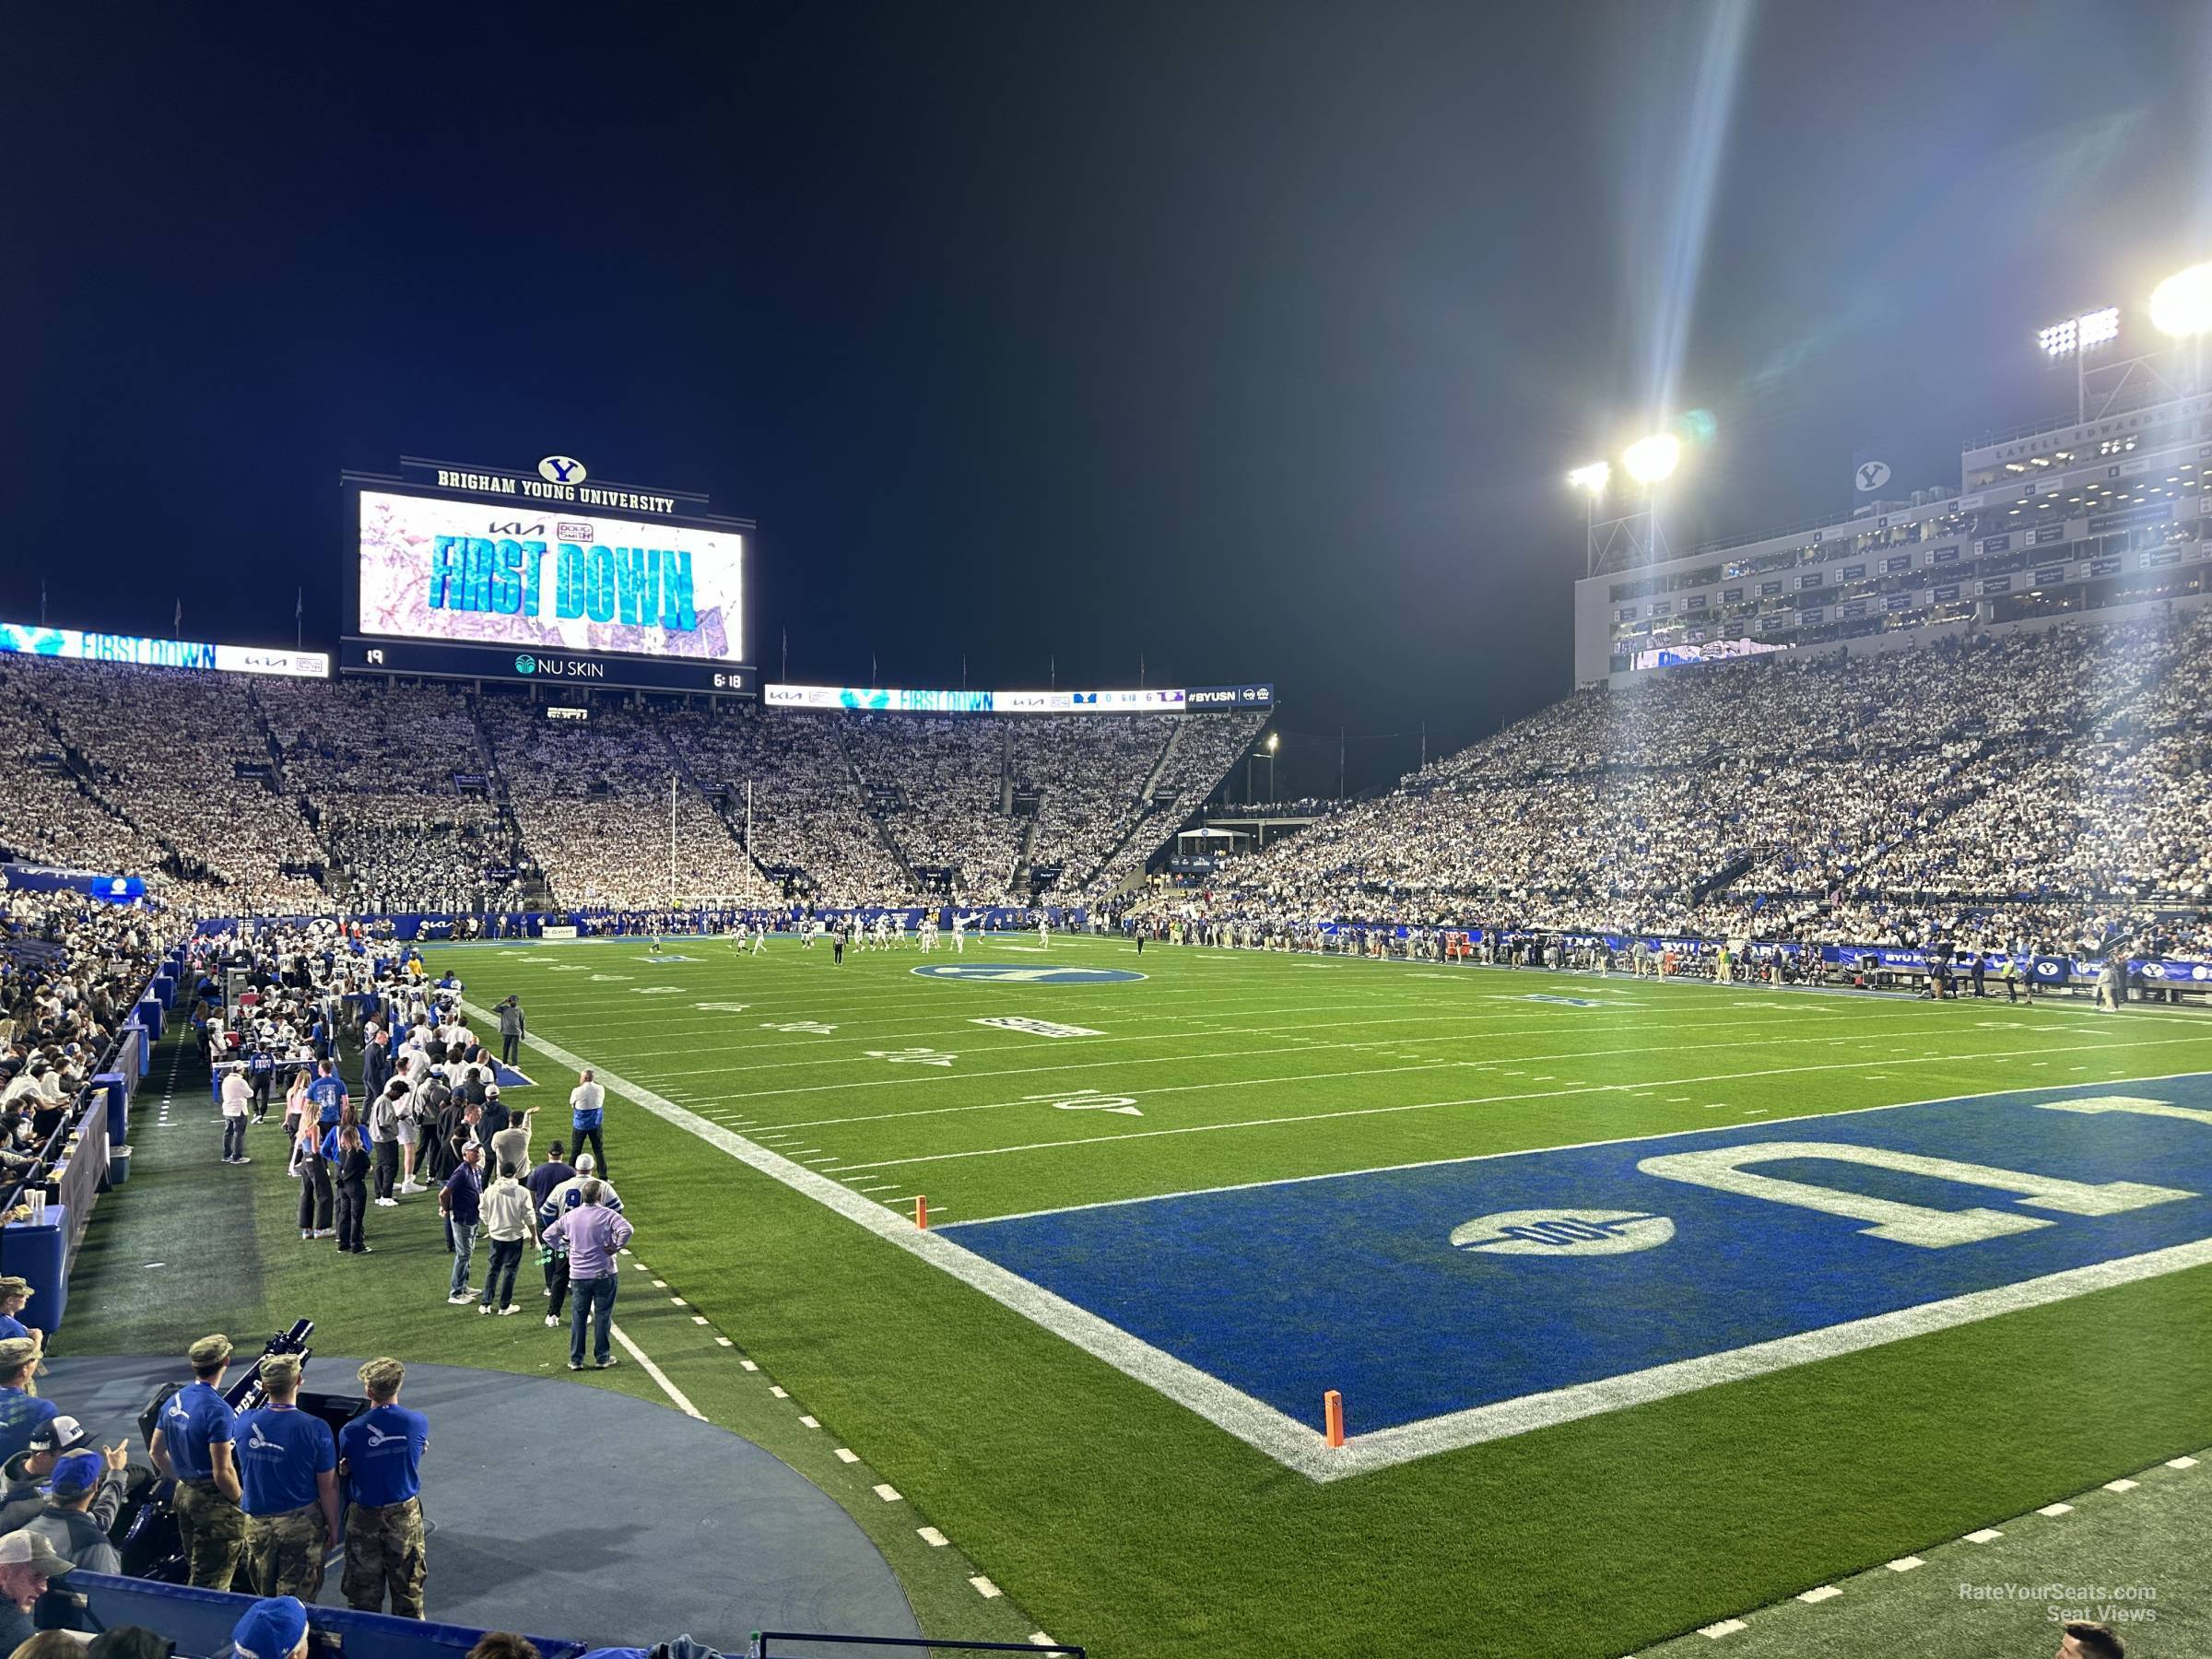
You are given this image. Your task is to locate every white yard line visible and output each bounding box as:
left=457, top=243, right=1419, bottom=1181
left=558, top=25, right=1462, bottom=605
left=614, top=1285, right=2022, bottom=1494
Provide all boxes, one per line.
left=468, top=994, right=2212, bottom=1484
left=825, top=1039, right=2190, bottom=1175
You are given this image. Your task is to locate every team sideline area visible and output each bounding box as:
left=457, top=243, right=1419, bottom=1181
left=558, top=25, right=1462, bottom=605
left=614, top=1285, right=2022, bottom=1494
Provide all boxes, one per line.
left=41, top=924, right=2202, bottom=1657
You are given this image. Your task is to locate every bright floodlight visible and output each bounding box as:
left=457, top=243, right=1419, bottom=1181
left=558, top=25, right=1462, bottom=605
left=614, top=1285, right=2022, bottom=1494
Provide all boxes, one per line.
left=2078, top=306, right=2120, bottom=347
left=1266, top=733, right=1279, bottom=753
left=2041, top=306, right=2121, bottom=357
left=1622, top=433, right=1681, bottom=486
left=1566, top=461, right=1610, bottom=493
left=2149, top=262, right=2212, bottom=337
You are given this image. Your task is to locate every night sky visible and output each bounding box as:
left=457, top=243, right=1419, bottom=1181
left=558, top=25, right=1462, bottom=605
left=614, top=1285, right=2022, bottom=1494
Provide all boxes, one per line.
left=6, top=3, right=2206, bottom=795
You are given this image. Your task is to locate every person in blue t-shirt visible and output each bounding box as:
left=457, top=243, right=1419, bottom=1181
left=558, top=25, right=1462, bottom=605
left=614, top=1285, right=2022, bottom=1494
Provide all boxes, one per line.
left=335, top=1358, right=429, bottom=1617
left=235, top=1354, right=338, bottom=1601
left=305, top=1060, right=347, bottom=1129
left=0, top=1340, right=58, bottom=1469
left=147, top=1333, right=247, bottom=1588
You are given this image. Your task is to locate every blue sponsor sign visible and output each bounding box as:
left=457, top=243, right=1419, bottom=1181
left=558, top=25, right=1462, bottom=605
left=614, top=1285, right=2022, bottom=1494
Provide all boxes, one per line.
left=950, top=1078, right=2212, bottom=1446
left=912, top=963, right=1147, bottom=985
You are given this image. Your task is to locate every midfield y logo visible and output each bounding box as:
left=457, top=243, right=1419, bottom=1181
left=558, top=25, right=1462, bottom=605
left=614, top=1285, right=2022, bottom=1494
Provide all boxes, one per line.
left=912, top=964, right=1146, bottom=985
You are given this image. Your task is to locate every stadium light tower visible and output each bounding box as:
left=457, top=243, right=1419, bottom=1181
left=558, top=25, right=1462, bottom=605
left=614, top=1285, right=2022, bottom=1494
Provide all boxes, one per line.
left=1574, top=431, right=1688, bottom=578
left=2038, top=303, right=2122, bottom=421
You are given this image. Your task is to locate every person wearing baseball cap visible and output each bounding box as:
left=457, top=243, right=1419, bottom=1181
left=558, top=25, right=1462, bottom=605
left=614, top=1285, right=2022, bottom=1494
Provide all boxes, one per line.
left=228, top=1594, right=310, bottom=1659
left=0, top=1340, right=56, bottom=1471
left=147, top=1335, right=246, bottom=1588
left=0, top=1527, right=75, bottom=1651
left=25, top=1444, right=126, bottom=1574
left=0, top=1416, right=87, bottom=1533
left=0, top=1278, right=41, bottom=1350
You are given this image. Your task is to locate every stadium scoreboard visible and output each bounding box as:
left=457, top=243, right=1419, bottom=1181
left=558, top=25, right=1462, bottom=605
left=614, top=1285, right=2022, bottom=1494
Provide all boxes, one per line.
left=341, top=455, right=754, bottom=695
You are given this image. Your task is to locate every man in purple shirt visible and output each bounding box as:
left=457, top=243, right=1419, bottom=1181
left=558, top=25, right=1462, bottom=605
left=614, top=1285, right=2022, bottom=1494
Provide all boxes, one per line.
left=540, top=1181, right=633, bottom=1371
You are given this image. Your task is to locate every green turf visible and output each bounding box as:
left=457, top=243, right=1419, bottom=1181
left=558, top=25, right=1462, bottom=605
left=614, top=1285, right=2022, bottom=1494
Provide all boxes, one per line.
left=61, top=937, right=2212, bottom=1657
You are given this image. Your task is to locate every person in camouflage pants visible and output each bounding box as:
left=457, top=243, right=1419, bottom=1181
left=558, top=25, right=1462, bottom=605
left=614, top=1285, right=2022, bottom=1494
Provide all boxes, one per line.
left=234, top=1354, right=340, bottom=1604
left=340, top=1491, right=426, bottom=1617
left=172, top=1476, right=247, bottom=1589
left=336, top=1359, right=430, bottom=1618
left=243, top=1501, right=330, bottom=1602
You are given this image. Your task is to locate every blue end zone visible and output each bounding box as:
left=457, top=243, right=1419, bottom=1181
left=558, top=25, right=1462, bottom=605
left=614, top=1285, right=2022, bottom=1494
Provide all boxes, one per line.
left=948, top=1077, right=2212, bottom=1436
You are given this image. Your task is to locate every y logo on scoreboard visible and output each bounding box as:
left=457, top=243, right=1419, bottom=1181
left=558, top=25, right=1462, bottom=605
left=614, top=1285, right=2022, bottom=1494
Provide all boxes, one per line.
left=538, top=455, right=588, bottom=484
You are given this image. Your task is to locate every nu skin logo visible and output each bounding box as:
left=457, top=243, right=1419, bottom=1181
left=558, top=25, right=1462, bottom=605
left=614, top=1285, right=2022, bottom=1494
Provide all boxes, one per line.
left=538, top=455, right=587, bottom=484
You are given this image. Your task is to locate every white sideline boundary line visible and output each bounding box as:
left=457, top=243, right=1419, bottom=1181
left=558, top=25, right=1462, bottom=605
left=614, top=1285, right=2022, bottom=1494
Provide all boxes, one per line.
left=608, top=1321, right=705, bottom=1419
left=469, top=996, right=2212, bottom=1483
left=467, top=1000, right=1324, bottom=1477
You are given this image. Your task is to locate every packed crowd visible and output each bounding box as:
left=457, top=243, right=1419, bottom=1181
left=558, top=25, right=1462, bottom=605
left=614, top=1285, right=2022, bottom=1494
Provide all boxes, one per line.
left=660, top=708, right=917, bottom=907
left=468, top=700, right=770, bottom=910
left=0, top=890, right=176, bottom=1197
left=0, top=657, right=1266, bottom=919
left=1176, top=610, right=2212, bottom=958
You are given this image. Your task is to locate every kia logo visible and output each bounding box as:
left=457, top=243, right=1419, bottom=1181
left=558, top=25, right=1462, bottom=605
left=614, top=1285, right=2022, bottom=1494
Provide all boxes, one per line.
left=538, top=455, right=588, bottom=484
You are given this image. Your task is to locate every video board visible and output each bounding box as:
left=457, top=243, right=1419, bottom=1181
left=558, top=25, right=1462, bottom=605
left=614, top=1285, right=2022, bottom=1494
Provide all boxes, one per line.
left=763, top=683, right=1271, bottom=714
left=0, top=623, right=328, bottom=679
left=354, top=488, right=746, bottom=665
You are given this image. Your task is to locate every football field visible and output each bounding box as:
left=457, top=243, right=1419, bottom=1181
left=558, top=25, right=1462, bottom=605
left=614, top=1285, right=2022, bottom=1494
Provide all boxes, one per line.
left=412, top=931, right=2212, bottom=1656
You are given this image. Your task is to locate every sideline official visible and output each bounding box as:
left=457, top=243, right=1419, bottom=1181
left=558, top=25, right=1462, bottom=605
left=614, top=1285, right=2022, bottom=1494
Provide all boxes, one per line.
left=237, top=1355, right=339, bottom=1601
left=337, top=1358, right=429, bottom=1618
left=147, top=1335, right=246, bottom=1589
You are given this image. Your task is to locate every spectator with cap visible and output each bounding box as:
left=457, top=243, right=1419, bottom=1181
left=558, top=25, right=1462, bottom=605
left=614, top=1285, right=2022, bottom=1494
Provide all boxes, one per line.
left=478, top=1162, right=536, bottom=1316
left=0, top=1417, right=89, bottom=1533
left=335, top=1358, right=429, bottom=1618
left=368, top=1080, right=405, bottom=1207
left=535, top=1154, right=618, bottom=1329
left=25, top=1443, right=127, bottom=1575
left=219, top=1061, right=253, bottom=1166
left=488, top=1090, right=531, bottom=1171
left=0, top=1342, right=56, bottom=1470
left=147, top=1333, right=246, bottom=1588
left=524, top=1141, right=575, bottom=1317
left=540, top=1178, right=632, bottom=1371
left=441, top=1143, right=484, bottom=1304
left=0, top=1279, right=41, bottom=1351
left=0, top=1528, right=75, bottom=1652
left=226, top=1594, right=310, bottom=1659
left=235, top=1353, right=339, bottom=1601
